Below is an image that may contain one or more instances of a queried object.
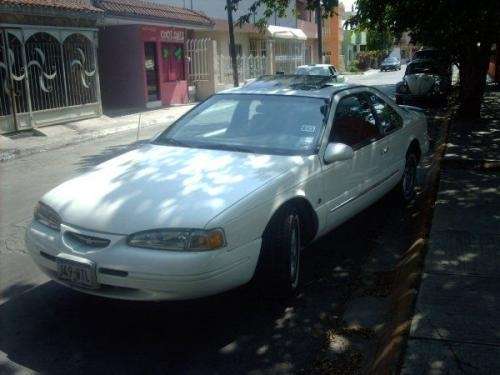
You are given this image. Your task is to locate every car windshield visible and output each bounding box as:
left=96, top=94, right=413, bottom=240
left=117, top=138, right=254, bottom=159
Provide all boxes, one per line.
left=406, top=61, right=440, bottom=75
left=296, top=66, right=331, bottom=76
left=154, top=94, right=329, bottom=155
left=384, top=57, right=397, bottom=63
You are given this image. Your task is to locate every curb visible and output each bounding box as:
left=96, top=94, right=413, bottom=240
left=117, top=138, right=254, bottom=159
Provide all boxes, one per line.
left=367, top=115, right=452, bottom=374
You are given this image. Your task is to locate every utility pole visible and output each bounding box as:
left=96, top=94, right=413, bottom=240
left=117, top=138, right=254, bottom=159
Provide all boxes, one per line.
left=226, top=0, right=239, bottom=87
left=316, top=0, right=323, bottom=63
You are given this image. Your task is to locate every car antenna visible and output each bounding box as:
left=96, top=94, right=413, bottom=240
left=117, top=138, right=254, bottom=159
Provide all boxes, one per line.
left=136, top=112, right=142, bottom=141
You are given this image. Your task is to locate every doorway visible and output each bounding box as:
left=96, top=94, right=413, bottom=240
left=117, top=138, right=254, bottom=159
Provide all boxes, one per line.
left=144, top=42, right=160, bottom=103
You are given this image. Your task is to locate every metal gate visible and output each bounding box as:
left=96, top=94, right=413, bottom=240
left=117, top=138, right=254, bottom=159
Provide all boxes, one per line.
left=0, top=26, right=101, bottom=134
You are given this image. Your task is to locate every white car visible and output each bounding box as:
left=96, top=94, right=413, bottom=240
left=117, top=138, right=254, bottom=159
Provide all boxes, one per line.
left=295, top=64, right=345, bottom=83
left=26, top=76, right=429, bottom=301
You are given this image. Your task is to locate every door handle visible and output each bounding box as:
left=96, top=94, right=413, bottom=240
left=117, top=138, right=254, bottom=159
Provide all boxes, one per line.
left=381, top=146, right=389, bottom=155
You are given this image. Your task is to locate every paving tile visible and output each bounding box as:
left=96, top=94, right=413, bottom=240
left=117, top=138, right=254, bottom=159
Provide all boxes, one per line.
left=410, top=273, right=499, bottom=345
left=431, top=169, right=500, bottom=235
left=427, top=230, right=500, bottom=277
left=402, top=338, right=500, bottom=375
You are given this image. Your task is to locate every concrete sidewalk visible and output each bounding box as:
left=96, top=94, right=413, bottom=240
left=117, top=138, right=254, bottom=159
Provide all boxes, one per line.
left=0, top=104, right=195, bottom=162
left=402, top=88, right=500, bottom=373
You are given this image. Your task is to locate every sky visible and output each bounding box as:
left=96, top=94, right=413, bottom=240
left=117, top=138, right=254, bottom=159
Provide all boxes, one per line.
left=340, top=0, right=356, bottom=12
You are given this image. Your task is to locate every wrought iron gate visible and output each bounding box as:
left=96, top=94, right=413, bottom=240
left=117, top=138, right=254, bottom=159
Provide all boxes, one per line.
left=0, top=26, right=101, bottom=134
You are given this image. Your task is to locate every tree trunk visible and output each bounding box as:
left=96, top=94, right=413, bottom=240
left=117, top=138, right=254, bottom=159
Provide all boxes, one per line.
left=458, top=44, right=491, bottom=120
left=226, top=0, right=239, bottom=87
left=315, top=0, right=323, bottom=63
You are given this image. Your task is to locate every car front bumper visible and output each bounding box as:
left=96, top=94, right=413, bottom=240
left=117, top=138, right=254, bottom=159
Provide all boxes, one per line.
left=26, top=221, right=262, bottom=301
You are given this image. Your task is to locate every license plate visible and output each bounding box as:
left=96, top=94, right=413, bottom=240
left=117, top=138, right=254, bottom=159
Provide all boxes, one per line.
left=56, top=258, right=98, bottom=289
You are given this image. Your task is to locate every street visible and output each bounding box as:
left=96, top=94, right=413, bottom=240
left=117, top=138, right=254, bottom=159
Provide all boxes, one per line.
left=1, top=68, right=443, bottom=374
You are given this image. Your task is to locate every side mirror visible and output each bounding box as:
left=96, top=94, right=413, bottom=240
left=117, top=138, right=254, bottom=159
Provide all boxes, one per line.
left=324, top=142, right=354, bottom=164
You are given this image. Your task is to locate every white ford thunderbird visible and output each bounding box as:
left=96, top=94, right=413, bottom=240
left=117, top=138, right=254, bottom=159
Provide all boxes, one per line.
left=26, top=76, right=429, bottom=301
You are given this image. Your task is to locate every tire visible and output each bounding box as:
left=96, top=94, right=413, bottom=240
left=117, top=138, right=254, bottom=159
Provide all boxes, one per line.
left=254, top=205, right=301, bottom=298
left=397, top=152, right=418, bottom=203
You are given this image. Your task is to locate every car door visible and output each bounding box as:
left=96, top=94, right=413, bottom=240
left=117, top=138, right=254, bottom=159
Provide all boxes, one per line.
left=368, top=92, right=406, bottom=181
left=322, top=93, right=383, bottom=230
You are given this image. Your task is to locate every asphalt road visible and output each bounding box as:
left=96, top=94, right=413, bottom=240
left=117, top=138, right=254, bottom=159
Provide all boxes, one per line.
left=0, top=67, right=435, bottom=375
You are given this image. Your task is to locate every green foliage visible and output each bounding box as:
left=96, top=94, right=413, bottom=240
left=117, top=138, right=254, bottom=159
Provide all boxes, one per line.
left=232, top=0, right=339, bottom=30
left=367, top=29, right=393, bottom=52
left=349, top=0, right=499, bottom=64
left=356, top=50, right=386, bottom=70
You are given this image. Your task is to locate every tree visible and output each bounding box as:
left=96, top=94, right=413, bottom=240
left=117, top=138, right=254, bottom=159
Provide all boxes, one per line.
left=366, top=29, right=393, bottom=53
left=349, top=0, right=500, bottom=120
left=226, top=0, right=239, bottom=87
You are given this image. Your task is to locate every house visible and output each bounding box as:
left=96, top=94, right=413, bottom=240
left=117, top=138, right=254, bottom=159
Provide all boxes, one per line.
left=95, top=0, right=214, bottom=110
left=0, top=0, right=103, bottom=134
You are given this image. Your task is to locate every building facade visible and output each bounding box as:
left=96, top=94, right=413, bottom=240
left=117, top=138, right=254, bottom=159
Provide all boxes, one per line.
left=157, top=0, right=319, bottom=68
left=96, top=0, right=213, bottom=110
left=322, top=4, right=344, bottom=69
left=0, top=0, right=103, bottom=134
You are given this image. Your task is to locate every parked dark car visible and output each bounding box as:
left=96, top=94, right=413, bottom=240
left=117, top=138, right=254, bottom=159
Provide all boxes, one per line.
left=380, top=57, right=401, bottom=71
left=396, top=59, right=451, bottom=105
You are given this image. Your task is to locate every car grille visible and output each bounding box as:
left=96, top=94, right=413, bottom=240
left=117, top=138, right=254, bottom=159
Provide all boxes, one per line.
left=66, top=232, right=110, bottom=248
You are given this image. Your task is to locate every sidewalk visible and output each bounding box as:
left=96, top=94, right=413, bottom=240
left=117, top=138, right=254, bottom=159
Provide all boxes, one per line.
left=0, top=104, right=195, bottom=162
left=402, top=87, right=500, bottom=373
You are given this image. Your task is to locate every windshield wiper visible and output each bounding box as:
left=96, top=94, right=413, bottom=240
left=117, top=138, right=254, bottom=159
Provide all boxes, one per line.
left=199, top=143, right=256, bottom=153
left=153, top=138, right=193, bottom=148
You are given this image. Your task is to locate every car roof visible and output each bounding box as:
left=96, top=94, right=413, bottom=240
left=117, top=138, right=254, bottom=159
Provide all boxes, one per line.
left=296, top=64, right=333, bottom=69
left=220, top=75, right=356, bottom=99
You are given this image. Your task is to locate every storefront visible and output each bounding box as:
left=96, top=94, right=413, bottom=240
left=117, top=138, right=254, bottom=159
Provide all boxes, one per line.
left=96, top=0, right=213, bottom=110
left=141, top=26, right=188, bottom=107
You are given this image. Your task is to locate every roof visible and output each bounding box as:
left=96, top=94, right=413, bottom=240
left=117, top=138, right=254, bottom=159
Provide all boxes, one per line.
left=221, top=75, right=354, bottom=99
left=267, top=25, right=307, bottom=41
left=95, top=0, right=213, bottom=27
left=0, top=0, right=102, bottom=13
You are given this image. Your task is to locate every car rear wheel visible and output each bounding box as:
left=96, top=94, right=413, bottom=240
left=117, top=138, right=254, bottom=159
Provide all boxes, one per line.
left=254, top=205, right=301, bottom=297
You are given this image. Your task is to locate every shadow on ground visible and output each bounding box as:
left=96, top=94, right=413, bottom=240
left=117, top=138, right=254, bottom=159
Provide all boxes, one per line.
left=0, top=190, right=416, bottom=374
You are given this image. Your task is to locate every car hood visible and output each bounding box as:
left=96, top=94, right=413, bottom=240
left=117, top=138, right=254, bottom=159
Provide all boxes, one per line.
left=42, top=144, right=298, bottom=234
left=404, top=73, right=438, bottom=95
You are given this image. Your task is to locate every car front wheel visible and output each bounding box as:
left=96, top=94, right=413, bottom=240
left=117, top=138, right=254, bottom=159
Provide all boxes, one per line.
left=399, top=152, right=418, bottom=203
left=255, top=205, right=301, bottom=297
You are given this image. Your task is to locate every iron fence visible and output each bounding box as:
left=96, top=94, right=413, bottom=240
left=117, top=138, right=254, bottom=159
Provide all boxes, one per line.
left=0, top=27, right=100, bottom=133
left=217, top=54, right=269, bottom=84
left=185, top=38, right=210, bottom=83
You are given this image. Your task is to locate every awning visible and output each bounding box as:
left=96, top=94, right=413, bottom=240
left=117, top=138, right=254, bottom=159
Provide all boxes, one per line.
left=267, top=25, right=307, bottom=41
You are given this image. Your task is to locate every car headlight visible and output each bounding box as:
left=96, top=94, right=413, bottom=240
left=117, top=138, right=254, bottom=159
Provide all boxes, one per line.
left=34, top=202, right=62, bottom=231
left=127, top=228, right=226, bottom=251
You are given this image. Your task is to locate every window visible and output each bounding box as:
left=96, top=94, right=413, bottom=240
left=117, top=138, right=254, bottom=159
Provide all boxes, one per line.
left=156, top=94, right=329, bottom=155
left=331, top=95, right=380, bottom=148
left=369, top=94, right=403, bottom=135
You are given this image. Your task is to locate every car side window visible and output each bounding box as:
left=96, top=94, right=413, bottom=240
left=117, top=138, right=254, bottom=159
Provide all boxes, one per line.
left=329, top=66, right=336, bottom=76
left=330, top=95, right=381, bottom=149
left=369, top=94, right=403, bottom=135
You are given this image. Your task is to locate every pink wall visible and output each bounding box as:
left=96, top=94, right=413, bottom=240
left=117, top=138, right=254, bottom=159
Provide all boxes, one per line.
left=140, top=26, right=188, bottom=106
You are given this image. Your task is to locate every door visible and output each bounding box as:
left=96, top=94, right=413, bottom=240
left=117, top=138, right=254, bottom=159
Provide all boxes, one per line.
left=0, top=28, right=32, bottom=133
left=144, top=42, right=159, bottom=102
left=323, top=93, right=383, bottom=229
left=368, top=92, right=406, bottom=178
